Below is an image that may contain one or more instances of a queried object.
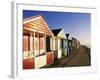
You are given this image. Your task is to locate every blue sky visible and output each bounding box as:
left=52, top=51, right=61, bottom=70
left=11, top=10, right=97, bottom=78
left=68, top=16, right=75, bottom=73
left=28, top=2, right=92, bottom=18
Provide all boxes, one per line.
left=23, top=10, right=91, bottom=46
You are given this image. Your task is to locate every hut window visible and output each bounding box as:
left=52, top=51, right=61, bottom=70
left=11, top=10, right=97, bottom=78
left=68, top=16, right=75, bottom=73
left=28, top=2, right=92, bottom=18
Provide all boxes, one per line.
left=34, top=32, right=39, bottom=56
left=35, top=38, right=39, bottom=50
left=39, top=34, right=45, bottom=55
left=34, top=32, right=45, bottom=56
left=61, top=39, right=64, bottom=49
left=39, top=34, right=45, bottom=50
left=55, top=38, right=57, bottom=49
left=23, top=33, right=30, bottom=51
left=23, top=33, right=30, bottom=58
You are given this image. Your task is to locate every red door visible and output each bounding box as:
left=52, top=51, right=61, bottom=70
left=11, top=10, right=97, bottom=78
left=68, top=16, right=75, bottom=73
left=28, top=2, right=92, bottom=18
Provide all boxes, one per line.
left=46, top=52, right=54, bottom=65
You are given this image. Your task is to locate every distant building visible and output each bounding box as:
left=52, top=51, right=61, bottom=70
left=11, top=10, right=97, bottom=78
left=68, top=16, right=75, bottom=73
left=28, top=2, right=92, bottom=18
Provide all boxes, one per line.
left=75, top=39, right=80, bottom=48
left=72, top=37, right=80, bottom=49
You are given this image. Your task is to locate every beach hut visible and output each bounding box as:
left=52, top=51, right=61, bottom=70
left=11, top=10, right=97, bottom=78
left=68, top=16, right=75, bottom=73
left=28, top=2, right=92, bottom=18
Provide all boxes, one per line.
left=68, top=39, right=73, bottom=55
left=66, top=34, right=72, bottom=56
left=52, top=29, right=67, bottom=60
left=23, top=15, right=54, bottom=69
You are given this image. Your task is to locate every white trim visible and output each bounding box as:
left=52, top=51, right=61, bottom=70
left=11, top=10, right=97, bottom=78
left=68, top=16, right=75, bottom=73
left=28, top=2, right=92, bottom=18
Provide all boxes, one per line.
left=57, top=29, right=67, bottom=39
left=23, top=15, right=41, bottom=24
left=38, top=30, right=44, bottom=34
left=57, top=29, right=63, bottom=36
left=11, top=1, right=18, bottom=78
left=29, top=32, right=33, bottom=55
left=40, top=17, right=54, bottom=36
left=23, top=51, right=34, bottom=59
left=24, top=27, right=37, bottom=32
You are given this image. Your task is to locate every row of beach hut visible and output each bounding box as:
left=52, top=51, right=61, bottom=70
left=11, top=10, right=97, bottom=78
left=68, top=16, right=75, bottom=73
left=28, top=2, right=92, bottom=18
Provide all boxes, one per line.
left=23, top=15, right=80, bottom=69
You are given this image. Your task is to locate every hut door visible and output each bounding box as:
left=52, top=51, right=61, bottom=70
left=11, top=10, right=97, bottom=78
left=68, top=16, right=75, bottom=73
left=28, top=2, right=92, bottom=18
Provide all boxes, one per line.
left=61, top=39, right=64, bottom=49
left=46, top=37, right=50, bottom=52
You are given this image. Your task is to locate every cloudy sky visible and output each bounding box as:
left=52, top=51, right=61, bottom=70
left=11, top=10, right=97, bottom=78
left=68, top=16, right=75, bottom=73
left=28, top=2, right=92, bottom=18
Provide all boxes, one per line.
left=23, top=10, right=91, bottom=47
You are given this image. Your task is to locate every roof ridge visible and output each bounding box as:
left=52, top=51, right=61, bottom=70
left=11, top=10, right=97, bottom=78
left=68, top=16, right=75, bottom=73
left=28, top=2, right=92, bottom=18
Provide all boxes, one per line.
left=51, top=28, right=62, bottom=31
left=23, top=14, right=43, bottom=21
left=51, top=28, right=62, bottom=36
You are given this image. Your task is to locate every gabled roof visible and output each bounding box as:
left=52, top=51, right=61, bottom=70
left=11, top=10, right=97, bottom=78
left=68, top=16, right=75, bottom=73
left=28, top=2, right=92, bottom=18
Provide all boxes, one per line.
left=23, top=15, right=54, bottom=36
left=66, top=34, right=69, bottom=38
left=52, top=29, right=62, bottom=36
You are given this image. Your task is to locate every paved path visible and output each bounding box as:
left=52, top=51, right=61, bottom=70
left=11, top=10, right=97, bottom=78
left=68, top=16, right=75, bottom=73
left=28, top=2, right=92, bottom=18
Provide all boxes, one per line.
left=41, top=46, right=91, bottom=68
left=64, top=46, right=90, bottom=67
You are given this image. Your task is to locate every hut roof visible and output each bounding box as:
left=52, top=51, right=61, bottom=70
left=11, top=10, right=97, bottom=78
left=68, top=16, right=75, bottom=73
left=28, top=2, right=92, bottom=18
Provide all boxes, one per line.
left=23, top=15, right=54, bottom=36
left=52, top=29, right=62, bottom=36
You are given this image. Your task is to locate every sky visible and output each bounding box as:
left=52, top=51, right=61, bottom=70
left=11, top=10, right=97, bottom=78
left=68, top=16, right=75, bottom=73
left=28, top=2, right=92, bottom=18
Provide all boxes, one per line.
left=23, top=10, right=91, bottom=47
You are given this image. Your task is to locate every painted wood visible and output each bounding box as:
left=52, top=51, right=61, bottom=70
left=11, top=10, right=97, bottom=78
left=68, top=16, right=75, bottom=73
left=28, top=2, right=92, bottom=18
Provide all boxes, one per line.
left=23, top=15, right=53, bottom=36
left=23, top=57, right=34, bottom=69
left=57, top=29, right=67, bottom=39
left=46, top=52, right=54, bottom=64
left=54, top=50, right=58, bottom=60
left=23, top=35, right=30, bottom=51
left=34, top=55, right=46, bottom=69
